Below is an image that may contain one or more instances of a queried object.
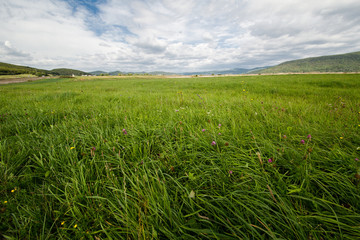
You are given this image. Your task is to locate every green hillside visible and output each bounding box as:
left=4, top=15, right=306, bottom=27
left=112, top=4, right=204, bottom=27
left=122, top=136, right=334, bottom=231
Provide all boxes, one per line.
left=49, top=68, right=89, bottom=76
left=255, top=51, right=360, bottom=74
left=0, top=62, right=48, bottom=76
left=0, top=62, right=90, bottom=76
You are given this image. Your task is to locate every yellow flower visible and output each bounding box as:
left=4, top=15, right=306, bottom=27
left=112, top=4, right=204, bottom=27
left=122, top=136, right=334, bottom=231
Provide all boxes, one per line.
left=243, top=89, right=246, bottom=91
left=61, top=221, right=65, bottom=225
left=70, top=147, right=75, bottom=150
left=340, top=137, right=344, bottom=139
left=74, top=224, right=77, bottom=228
left=4, top=201, right=7, bottom=204
left=11, top=189, right=15, bottom=193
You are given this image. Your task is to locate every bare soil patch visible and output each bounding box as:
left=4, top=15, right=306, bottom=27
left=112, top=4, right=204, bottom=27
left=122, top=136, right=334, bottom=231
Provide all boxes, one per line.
left=0, top=76, right=57, bottom=85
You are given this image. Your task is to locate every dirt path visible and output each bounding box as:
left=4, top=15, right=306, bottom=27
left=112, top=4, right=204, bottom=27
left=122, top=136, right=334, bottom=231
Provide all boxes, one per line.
left=0, top=76, right=57, bottom=85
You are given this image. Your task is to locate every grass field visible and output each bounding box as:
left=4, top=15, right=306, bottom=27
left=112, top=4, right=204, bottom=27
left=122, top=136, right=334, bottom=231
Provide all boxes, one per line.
left=1, top=74, right=360, bottom=239
left=0, top=74, right=37, bottom=80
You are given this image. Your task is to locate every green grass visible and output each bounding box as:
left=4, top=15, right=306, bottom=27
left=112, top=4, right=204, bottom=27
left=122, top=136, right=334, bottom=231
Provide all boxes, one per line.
left=0, top=74, right=37, bottom=80
left=1, top=74, right=360, bottom=239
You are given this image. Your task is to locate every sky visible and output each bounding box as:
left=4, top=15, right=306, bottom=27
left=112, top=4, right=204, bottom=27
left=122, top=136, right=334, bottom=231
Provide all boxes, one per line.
left=1, top=0, right=360, bottom=73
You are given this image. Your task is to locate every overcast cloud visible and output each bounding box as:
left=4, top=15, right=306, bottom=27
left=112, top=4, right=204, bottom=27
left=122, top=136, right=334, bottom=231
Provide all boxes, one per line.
left=0, top=0, right=359, bottom=72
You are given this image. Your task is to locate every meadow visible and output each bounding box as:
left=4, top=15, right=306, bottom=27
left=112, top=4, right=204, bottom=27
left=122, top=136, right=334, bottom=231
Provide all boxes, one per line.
left=1, top=74, right=360, bottom=239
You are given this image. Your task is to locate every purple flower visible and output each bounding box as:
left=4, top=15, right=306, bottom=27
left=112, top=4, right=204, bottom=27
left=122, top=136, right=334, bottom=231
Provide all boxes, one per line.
left=218, top=132, right=221, bottom=135
left=218, top=124, right=221, bottom=128
left=91, top=147, right=96, bottom=151
left=307, top=134, right=312, bottom=140
left=122, top=129, right=128, bottom=135
left=211, top=141, right=216, bottom=146
left=356, top=158, right=359, bottom=161
left=268, top=158, right=272, bottom=163
left=229, top=170, right=233, bottom=174
left=300, top=139, right=305, bottom=144
left=202, top=129, right=206, bottom=132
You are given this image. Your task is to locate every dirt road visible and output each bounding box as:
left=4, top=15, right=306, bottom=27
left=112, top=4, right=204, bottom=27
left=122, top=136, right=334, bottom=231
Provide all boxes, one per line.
left=0, top=76, right=57, bottom=85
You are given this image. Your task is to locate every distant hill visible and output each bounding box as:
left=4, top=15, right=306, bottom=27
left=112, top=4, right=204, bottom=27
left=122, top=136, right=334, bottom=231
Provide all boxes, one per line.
left=254, top=51, right=360, bottom=74
left=0, top=62, right=48, bottom=76
left=89, top=67, right=269, bottom=76
left=89, top=71, right=107, bottom=75
left=182, top=67, right=269, bottom=75
left=0, top=62, right=90, bottom=76
left=50, top=68, right=90, bottom=76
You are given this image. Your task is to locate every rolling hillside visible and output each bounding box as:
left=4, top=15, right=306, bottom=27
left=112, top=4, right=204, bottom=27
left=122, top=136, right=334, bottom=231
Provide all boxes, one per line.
left=0, top=62, right=48, bottom=76
left=49, top=68, right=90, bottom=76
left=254, top=51, right=360, bottom=74
left=0, top=62, right=90, bottom=76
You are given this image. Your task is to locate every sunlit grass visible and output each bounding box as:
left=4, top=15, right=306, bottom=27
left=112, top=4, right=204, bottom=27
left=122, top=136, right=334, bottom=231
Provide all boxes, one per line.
left=1, top=74, right=360, bottom=239
left=0, top=74, right=37, bottom=80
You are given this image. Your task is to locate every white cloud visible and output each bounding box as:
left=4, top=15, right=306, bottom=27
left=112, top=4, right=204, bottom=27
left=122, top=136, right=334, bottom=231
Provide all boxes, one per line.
left=0, top=0, right=360, bottom=72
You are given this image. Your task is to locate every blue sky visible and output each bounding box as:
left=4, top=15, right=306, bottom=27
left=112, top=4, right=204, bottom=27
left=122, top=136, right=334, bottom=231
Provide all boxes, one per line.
left=1, top=0, right=360, bottom=72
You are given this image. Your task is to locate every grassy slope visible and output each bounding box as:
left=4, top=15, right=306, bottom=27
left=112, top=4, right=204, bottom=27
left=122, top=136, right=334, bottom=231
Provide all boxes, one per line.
left=255, top=51, right=360, bottom=73
left=0, top=75, right=360, bottom=239
left=0, top=62, right=88, bottom=76
left=0, top=62, right=48, bottom=76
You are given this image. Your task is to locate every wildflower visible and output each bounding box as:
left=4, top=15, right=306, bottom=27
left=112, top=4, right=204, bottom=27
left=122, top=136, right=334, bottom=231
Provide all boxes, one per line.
left=356, top=158, right=359, bottom=161
left=91, top=147, right=96, bottom=151
left=202, top=129, right=206, bottom=132
left=340, top=137, right=343, bottom=139
left=70, top=147, right=75, bottom=150
left=175, top=109, right=179, bottom=112
left=3, top=201, right=7, bottom=204
left=122, top=129, right=128, bottom=135
left=243, top=89, right=246, bottom=92
left=268, top=158, right=272, bottom=163
left=218, top=124, right=221, bottom=128
left=283, top=135, right=287, bottom=139
left=189, top=190, right=195, bottom=198
left=218, top=132, right=221, bottom=135
left=300, top=139, right=305, bottom=144
left=307, top=134, right=312, bottom=140
left=229, top=170, right=233, bottom=175
left=74, top=224, right=77, bottom=228
left=211, top=141, right=216, bottom=146
left=61, top=221, right=65, bottom=225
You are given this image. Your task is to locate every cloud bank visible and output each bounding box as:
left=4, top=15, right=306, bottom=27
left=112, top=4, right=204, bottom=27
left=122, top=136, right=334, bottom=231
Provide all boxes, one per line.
left=1, top=0, right=360, bottom=72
